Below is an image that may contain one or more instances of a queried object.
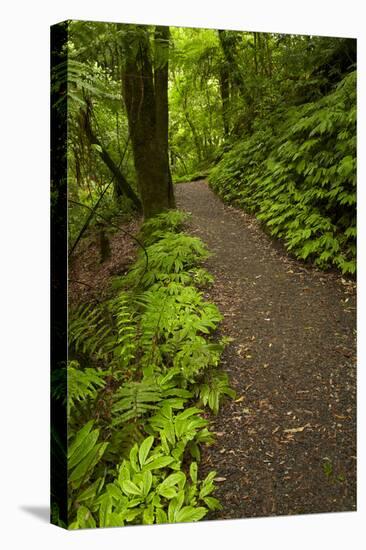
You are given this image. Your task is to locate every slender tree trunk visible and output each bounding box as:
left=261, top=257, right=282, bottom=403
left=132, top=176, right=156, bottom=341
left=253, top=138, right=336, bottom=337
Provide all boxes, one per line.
left=122, top=25, right=175, bottom=218
left=180, top=90, right=203, bottom=163
left=253, top=32, right=258, bottom=75
left=205, top=83, right=214, bottom=147
left=265, top=34, right=272, bottom=78
left=219, top=63, right=230, bottom=136
left=218, top=29, right=255, bottom=131
left=218, top=30, right=246, bottom=97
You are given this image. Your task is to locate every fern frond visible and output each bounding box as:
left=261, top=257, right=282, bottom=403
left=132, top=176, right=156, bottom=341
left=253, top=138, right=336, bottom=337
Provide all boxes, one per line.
left=110, top=292, right=137, bottom=369
left=111, top=381, right=162, bottom=424
left=139, top=210, right=190, bottom=245
left=67, top=361, right=106, bottom=417
left=124, top=233, right=210, bottom=289
left=69, top=302, right=114, bottom=361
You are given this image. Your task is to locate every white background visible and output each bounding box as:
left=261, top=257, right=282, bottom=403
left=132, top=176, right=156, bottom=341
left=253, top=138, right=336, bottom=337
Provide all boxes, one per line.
left=1, top=0, right=365, bottom=548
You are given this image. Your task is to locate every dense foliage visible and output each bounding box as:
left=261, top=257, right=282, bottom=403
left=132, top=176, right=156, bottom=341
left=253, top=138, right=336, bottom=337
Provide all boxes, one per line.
left=59, top=212, right=234, bottom=528
left=209, top=71, right=356, bottom=274
left=51, top=20, right=357, bottom=529
left=62, top=22, right=356, bottom=275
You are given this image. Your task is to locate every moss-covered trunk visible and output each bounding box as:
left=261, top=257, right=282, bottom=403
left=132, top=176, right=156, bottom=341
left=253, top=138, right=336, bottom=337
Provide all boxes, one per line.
left=122, top=25, right=175, bottom=219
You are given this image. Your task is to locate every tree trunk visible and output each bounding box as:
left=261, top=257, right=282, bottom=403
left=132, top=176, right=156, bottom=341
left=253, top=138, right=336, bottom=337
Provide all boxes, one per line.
left=183, top=107, right=202, bottom=163
left=218, top=29, right=255, bottom=131
left=154, top=26, right=175, bottom=209
left=219, top=63, right=230, bottom=136
left=218, top=30, right=246, bottom=97
left=98, top=224, right=111, bottom=263
left=265, top=33, right=273, bottom=78
left=122, top=25, right=175, bottom=218
left=253, top=32, right=258, bottom=75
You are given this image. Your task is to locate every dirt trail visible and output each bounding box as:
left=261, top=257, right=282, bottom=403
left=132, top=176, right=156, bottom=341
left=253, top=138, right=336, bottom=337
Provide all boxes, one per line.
left=175, top=180, right=356, bottom=519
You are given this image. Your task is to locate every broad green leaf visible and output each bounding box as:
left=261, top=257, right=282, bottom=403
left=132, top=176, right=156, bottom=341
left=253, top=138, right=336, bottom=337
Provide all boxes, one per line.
left=139, top=436, right=154, bottom=468
left=156, top=508, right=168, bottom=524
left=69, top=442, right=108, bottom=486
left=118, top=461, right=131, bottom=486
left=168, top=489, right=185, bottom=522
left=175, top=505, right=207, bottom=523
left=142, top=470, right=153, bottom=497
left=125, top=509, right=141, bottom=522
left=120, top=480, right=142, bottom=497
left=106, top=483, right=124, bottom=500
left=144, top=456, right=174, bottom=470
left=99, top=494, right=113, bottom=527
left=203, top=496, right=222, bottom=510
left=68, top=420, right=94, bottom=459
left=142, top=506, right=154, bottom=525
left=68, top=429, right=99, bottom=470
left=77, top=477, right=103, bottom=503
left=158, top=486, right=177, bottom=499
left=199, top=480, right=215, bottom=498
left=129, top=444, right=140, bottom=472
left=76, top=505, right=96, bottom=529
left=105, top=512, right=125, bottom=527
left=159, top=471, right=186, bottom=490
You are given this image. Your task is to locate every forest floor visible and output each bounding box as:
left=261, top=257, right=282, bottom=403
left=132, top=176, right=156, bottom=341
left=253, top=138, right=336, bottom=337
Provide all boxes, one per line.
left=69, top=216, right=141, bottom=305
left=175, top=180, right=356, bottom=520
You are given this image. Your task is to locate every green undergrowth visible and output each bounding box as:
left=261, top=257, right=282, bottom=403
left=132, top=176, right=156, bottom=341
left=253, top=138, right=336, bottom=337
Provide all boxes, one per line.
left=60, top=210, right=235, bottom=529
left=209, top=71, right=356, bottom=275
left=173, top=170, right=211, bottom=184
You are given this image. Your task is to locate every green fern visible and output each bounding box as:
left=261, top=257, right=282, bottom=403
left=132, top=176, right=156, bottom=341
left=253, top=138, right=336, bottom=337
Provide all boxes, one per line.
left=103, top=423, right=145, bottom=462
left=69, top=302, right=114, bottom=361
left=209, top=71, right=356, bottom=274
left=124, top=233, right=210, bottom=289
left=111, top=380, right=162, bottom=424
left=194, top=370, right=236, bottom=414
left=68, top=361, right=106, bottom=417
left=137, top=284, right=223, bottom=373
left=68, top=421, right=108, bottom=491
left=110, top=292, right=137, bottom=369
left=111, top=371, right=193, bottom=425
left=148, top=403, right=214, bottom=462
left=66, top=209, right=234, bottom=528
left=139, top=210, right=190, bottom=245
left=52, top=59, right=120, bottom=110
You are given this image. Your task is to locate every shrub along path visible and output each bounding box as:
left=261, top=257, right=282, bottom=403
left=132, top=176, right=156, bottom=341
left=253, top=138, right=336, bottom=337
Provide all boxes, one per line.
left=175, top=180, right=356, bottom=519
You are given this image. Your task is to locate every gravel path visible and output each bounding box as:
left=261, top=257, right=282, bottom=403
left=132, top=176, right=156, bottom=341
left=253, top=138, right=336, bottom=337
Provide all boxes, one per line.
left=175, top=180, right=356, bottom=519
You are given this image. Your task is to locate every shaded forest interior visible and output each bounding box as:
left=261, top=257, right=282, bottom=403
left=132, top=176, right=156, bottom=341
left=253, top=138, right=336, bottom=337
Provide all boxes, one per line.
left=51, top=21, right=356, bottom=529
